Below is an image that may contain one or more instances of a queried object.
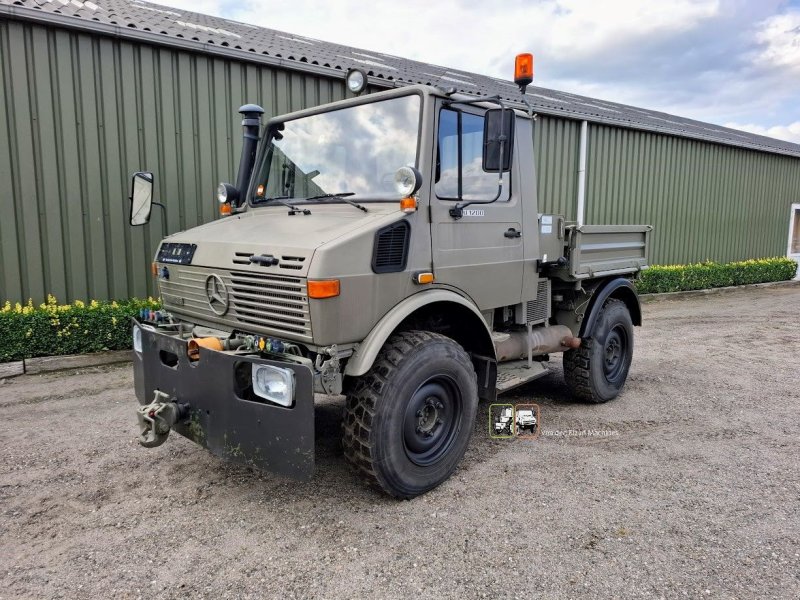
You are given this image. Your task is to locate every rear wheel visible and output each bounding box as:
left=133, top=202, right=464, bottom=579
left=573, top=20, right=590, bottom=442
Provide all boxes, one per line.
left=342, top=330, right=478, bottom=498
left=563, top=298, right=633, bottom=403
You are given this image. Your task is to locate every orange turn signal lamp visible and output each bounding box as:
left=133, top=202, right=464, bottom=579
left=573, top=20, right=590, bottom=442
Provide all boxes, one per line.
left=308, top=279, right=340, bottom=299
left=514, top=53, right=534, bottom=90
left=220, top=202, right=232, bottom=216
left=400, top=197, right=417, bottom=213
left=413, top=272, right=435, bottom=285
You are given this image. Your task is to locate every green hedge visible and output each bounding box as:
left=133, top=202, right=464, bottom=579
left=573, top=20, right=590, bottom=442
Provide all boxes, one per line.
left=636, top=257, right=797, bottom=294
left=1, top=257, right=797, bottom=363
left=0, top=296, right=160, bottom=363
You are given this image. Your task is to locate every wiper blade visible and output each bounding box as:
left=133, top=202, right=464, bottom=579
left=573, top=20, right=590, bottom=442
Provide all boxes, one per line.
left=254, top=195, right=311, bottom=215
left=304, top=192, right=367, bottom=212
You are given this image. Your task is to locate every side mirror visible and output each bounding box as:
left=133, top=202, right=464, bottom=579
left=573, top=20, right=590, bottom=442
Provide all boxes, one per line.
left=129, top=172, right=154, bottom=226
left=483, top=108, right=515, bottom=172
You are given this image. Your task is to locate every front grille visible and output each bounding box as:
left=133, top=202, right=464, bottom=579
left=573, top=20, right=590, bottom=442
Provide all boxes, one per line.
left=158, top=266, right=312, bottom=341
left=231, top=252, right=307, bottom=271
left=228, top=271, right=310, bottom=337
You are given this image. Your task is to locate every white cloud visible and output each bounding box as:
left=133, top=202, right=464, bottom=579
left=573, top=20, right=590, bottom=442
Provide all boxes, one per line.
left=724, top=121, right=800, bottom=144
left=148, top=0, right=722, bottom=78
left=145, top=0, right=800, bottom=138
left=754, top=10, right=800, bottom=72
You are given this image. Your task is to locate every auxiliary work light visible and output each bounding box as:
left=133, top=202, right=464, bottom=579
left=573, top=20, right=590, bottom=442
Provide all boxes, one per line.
left=346, top=68, right=367, bottom=95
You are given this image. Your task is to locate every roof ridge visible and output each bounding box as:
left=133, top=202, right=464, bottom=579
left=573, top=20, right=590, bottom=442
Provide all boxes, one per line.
left=2, top=0, right=798, bottom=157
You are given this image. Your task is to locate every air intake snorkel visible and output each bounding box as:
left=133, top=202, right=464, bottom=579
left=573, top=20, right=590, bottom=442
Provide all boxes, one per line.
left=234, top=103, right=265, bottom=206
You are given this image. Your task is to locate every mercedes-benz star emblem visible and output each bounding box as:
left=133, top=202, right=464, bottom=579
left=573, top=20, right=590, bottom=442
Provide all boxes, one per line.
left=204, top=274, right=229, bottom=316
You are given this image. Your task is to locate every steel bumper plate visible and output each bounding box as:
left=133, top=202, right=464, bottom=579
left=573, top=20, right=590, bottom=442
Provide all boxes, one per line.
left=133, top=323, right=314, bottom=480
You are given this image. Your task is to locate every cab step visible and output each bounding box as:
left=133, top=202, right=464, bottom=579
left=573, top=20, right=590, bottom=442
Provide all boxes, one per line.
left=496, top=360, right=549, bottom=394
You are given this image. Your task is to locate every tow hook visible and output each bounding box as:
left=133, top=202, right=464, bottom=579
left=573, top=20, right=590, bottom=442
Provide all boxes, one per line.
left=136, top=390, right=190, bottom=448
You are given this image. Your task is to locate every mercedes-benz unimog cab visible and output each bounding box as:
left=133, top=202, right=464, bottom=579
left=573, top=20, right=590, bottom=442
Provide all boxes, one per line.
left=129, top=55, right=650, bottom=498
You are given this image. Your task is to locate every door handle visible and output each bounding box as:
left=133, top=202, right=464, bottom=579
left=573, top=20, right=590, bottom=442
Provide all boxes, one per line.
left=504, top=228, right=522, bottom=238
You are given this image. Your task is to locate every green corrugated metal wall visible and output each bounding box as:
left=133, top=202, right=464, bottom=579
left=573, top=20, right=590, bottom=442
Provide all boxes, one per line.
left=0, top=18, right=349, bottom=304
left=585, top=124, right=800, bottom=264
left=1, top=19, right=799, bottom=304
left=533, top=116, right=581, bottom=220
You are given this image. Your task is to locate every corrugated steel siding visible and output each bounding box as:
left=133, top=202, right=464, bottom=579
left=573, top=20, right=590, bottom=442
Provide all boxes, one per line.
left=0, top=19, right=350, bottom=303
left=585, top=124, right=800, bottom=264
left=2, top=20, right=800, bottom=304
left=533, top=115, right=580, bottom=220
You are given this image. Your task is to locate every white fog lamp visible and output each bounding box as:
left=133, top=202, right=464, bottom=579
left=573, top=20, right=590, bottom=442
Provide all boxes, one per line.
left=132, top=325, right=143, bottom=354
left=252, top=363, right=295, bottom=407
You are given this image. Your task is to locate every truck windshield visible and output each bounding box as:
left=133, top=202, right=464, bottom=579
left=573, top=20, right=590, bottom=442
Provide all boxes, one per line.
left=251, top=94, right=421, bottom=204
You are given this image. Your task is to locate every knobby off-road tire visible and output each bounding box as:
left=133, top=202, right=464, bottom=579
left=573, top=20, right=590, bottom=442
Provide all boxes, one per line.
left=342, top=330, right=478, bottom=498
left=563, top=298, right=634, bottom=403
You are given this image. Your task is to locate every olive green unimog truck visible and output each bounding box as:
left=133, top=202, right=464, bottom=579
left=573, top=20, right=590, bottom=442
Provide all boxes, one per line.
left=129, top=56, right=650, bottom=498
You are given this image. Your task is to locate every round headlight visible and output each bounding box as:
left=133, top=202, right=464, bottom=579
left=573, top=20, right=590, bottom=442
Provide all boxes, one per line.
left=346, top=68, right=367, bottom=94
left=394, top=166, right=423, bottom=197
left=217, top=182, right=239, bottom=205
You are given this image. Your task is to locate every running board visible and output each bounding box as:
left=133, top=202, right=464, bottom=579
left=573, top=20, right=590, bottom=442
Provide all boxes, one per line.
left=496, top=360, right=549, bottom=394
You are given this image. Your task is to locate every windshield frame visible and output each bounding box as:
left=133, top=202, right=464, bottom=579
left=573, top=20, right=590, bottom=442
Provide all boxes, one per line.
left=247, top=89, right=425, bottom=208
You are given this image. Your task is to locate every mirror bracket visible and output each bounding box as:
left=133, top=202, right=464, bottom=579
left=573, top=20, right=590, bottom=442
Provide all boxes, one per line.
left=444, top=98, right=514, bottom=220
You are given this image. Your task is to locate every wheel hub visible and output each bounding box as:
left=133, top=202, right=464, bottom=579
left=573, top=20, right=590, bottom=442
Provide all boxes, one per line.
left=403, top=377, right=462, bottom=466
left=415, top=397, right=444, bottom=438
left=602, top=326, right=628, bottom=382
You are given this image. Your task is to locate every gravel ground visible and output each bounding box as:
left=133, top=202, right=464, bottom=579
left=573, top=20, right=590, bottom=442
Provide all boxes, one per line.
left=1, top=284, right=799, bottom=599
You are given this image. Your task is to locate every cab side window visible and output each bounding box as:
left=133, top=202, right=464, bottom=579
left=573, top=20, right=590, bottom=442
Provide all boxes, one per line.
left=435, top=108, right=510, bottom=202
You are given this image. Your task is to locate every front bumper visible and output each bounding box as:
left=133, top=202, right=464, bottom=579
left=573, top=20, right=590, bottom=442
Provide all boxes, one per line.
left=132, top=321, right=315, bottom=480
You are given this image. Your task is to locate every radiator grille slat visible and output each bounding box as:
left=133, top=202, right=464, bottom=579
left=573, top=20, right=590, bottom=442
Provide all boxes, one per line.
left=158, top=266, right=312, bottom=341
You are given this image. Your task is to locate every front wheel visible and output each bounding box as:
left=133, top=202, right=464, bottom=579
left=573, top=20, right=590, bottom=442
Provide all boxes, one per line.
left=563, top=298, right=634, bottom=403
left=342, top=331, right=478, bottom=498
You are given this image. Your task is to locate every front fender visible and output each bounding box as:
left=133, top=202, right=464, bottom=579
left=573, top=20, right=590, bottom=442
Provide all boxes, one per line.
left=344, top=288, right=493, bottom=377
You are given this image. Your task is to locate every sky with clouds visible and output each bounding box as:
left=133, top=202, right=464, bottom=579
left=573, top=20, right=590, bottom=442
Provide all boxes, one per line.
left=153, top=0, right=800, bottom=143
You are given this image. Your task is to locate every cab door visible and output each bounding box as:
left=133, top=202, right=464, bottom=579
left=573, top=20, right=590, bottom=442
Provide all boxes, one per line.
left=429, top=102, right=524, bottom=310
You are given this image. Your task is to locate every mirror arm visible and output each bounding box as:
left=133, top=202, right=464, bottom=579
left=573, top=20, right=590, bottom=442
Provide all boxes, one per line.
left=130, top=193, right=168, bottom=238
left=449, top=99, right=508, bottom=220
left=151, top=202, right=168, bottom=239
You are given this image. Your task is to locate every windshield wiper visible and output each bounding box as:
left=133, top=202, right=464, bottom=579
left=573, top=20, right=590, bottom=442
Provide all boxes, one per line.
left=254, top=195, right=311, bottom=215
left=304, top=192, right=367, bottom=212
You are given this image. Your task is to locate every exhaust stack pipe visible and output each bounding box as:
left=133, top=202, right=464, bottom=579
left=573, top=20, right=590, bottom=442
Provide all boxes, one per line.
left=234, top=104, right=265, bottom=204
left=494, top=325, right=581, bottom=362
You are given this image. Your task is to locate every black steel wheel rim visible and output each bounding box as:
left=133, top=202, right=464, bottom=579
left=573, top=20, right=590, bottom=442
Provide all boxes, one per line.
left=603, top=325, right=628, bottom=383
left=403, top=375, right=462, bottom=466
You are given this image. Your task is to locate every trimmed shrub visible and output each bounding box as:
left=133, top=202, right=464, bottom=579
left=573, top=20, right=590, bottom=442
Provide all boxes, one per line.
left=636, top=257, right=798, bottom=294
left=0, top=296, right=160, bottom=363
left=1, top=257, right=797, bottom=363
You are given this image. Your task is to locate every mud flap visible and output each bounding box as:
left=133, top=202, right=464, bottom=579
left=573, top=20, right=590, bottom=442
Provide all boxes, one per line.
left=133, top=324, right=315, bottom=480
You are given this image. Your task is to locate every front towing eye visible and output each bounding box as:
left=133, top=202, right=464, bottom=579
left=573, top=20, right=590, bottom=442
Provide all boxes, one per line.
left=136, top=390, right=190, bottom=448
